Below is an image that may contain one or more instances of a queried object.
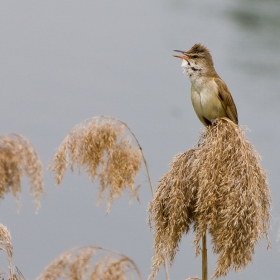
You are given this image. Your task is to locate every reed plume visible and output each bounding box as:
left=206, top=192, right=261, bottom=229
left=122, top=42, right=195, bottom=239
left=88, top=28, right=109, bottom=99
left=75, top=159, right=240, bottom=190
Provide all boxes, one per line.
left=50, top=116, right=143, bottom=211
left=0, top=224, right=27, bottom=280
left=36, top=246, right=142, bottom=280
left=0, top=224, right=15, bottom=279
left=148, top=118, right=271, bottom=279
left=90, top=256, right=138, bottom=280
left=0, top=134, right=44, bottom=210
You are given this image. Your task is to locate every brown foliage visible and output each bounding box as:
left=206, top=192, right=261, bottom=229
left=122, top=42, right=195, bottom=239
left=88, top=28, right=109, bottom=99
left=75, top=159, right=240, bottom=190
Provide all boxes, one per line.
left=36, top=246, right=142, bottom=280
left=50, top=117, right=142, bottom=211
left=0, top=134, right=44, bottom=210
left=148, top=118, right=271, bottom=279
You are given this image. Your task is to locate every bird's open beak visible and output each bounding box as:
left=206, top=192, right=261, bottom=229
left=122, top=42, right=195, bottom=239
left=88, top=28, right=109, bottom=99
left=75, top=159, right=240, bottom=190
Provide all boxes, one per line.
left=173, top=50, right=190, bottom=60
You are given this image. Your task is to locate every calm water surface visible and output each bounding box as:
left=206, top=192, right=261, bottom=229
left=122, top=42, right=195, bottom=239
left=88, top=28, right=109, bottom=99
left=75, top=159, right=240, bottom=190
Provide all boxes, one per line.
left=0, top=1, right=279, bottom=279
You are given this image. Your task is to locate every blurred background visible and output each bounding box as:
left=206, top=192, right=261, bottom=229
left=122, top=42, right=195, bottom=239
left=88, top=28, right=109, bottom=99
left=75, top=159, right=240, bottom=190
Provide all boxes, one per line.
left=0, top=0, right=279, bottom=279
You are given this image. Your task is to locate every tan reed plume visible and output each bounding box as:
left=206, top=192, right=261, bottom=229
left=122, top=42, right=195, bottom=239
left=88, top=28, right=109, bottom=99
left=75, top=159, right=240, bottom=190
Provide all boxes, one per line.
left=36, top=246, right=142, bottom=280
left=90, top=256, right=138, bottom=280
left=0, top=224, right=14, bottom=278
left=0, top=134, right=44, bottom=211
left=50, top=116, right=143, bottom=211
left=0, top=225, right=27, bottom=280
left=148, top=118, right=271, bottom=279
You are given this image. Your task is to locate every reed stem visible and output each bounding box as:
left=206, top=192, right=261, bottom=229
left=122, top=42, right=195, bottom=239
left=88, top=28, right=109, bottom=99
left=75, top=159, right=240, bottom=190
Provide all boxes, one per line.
left=202, top=231, right=207, bottom=280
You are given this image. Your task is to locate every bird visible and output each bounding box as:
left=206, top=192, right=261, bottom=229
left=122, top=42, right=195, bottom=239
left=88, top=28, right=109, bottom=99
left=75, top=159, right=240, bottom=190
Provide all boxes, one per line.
left=173, top=43, right=238, bottom=126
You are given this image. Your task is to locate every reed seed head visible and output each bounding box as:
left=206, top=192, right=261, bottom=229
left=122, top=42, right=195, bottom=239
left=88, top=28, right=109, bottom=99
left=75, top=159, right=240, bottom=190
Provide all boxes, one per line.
left=148, top=118, right=271, bottom=279
left=90, top=256, right=136, bottom=280
left=0, top=224, right=13, bottom=262
left=36, top=249, right=74, bottom=280
left=0, top=134, right=44, bottom=211
left=36, top=246, right=142, bottom=280
left=50, top=117, right=142, bottom=211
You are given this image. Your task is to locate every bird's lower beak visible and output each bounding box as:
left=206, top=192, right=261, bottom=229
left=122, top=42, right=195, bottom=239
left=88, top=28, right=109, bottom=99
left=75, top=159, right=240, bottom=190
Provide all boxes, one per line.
left=173, top=54, right=190, bottom=60
left=173, top=50, right=189, bottom=60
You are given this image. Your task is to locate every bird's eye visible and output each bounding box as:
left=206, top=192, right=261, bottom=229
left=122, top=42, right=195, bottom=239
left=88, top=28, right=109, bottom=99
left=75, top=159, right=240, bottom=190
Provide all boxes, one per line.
left=193, top=55, right=198, bottom=59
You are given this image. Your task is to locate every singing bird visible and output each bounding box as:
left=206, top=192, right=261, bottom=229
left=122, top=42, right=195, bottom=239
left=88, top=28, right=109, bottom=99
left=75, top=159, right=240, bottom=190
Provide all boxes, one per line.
left=173, top=43, right=238, bottom=126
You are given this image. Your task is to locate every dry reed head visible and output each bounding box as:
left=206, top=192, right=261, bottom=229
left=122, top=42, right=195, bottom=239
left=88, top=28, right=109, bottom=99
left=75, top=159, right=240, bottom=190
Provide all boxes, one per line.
left=68, top=247, right=95, bottom=280
left=50, top=116, right=142, bottom=211
left=0, top=224, right=13, bottom=263
left=0, top=225, right=27, bottom=280
left=90, top=256, right=137, bottom=280
left=148, top=150, right=198, bottom=277
left=148, top=118, right=271, bottom=279
left=36, top=249, right=74, bottom=280
left=36, top=246, right=142, bottom=280
left=0, top=224, right=15, bottom=280
left=0, top=134, right=44, bottom=211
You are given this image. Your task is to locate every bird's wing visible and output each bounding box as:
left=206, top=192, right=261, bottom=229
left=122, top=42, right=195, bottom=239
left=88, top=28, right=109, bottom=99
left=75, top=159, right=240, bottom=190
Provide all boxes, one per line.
left=214, top=78, right=238, bottom=124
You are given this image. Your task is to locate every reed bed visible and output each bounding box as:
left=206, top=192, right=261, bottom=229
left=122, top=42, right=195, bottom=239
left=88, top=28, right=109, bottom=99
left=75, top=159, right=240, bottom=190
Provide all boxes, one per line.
left=1, top=117, right=271, bottom=280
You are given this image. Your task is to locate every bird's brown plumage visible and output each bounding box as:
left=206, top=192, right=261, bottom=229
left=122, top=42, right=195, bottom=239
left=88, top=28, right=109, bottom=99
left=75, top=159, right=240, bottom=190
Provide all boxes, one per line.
left=215, top=78, right=238, bottom=124
left=174, top=43, right=238, bottom=126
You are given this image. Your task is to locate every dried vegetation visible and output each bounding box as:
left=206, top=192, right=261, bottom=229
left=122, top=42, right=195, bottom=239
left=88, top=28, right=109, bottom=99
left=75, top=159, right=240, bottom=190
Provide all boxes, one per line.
left=50, top=117, right=142, bottom=210
left=0, top=134, right=44, bottom=210
left=0, top=224, right=22, bottom=280
left=36, top=246, right=142, bottom=280
left=0, top=225, right=28, bottom=280
left=149, top=118, right=271, bottom=279
left=0, top=224, right=13, bottom=273
left=0, top=226, right=141, bottom=280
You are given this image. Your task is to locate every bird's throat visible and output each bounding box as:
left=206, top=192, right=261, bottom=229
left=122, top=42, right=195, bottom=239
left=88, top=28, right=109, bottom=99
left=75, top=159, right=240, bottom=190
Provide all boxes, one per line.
left=181, top=59, right=190, bottom=68
left=181, top=60, right=202, bottom=82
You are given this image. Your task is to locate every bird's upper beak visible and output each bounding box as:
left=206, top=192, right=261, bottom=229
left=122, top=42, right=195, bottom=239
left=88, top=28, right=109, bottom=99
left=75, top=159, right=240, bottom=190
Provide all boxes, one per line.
left=173, top=50, right=190, bottom=60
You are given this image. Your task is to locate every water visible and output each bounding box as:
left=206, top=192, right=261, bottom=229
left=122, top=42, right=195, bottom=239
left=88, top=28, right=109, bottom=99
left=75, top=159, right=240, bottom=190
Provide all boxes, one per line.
left=0, top=1, right=279, bottom=279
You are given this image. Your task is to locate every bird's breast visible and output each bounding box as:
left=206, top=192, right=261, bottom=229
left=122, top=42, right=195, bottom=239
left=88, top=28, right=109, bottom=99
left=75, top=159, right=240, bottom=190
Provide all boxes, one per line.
left=190, top=80, right=226, bottom=122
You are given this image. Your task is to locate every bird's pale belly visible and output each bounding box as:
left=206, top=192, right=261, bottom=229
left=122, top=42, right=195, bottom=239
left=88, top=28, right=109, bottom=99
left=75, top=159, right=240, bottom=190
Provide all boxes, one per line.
left=191, top=89, right=226, bottom=123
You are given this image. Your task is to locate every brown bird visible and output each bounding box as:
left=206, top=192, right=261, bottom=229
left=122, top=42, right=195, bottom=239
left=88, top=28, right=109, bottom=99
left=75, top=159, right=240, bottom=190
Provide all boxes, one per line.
left=173, top=43, right=238, bottom=126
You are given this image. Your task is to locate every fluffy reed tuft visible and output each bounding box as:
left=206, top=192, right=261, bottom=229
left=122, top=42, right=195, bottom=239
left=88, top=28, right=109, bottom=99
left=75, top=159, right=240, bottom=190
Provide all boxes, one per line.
left=90, top=256, right=137, bottom=280
left=0, top=224, right=14, bottom=279
left=37, top=250, right=74, bottom=280
left=0, top=225, right=28, bottom=280
left=36, top=246, right=142, bottom=280
left=148, top=118, right=271, bottom=279
left=50, top=117, right=142, bottom=211
left=0, top=224, right=13, bottom=264
left=0, top=134, right=44, bottom=210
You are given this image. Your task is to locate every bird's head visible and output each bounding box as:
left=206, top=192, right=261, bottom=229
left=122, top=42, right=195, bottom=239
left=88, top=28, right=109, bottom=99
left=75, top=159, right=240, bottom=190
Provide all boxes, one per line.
left=173, top=43, right=216, bottom=80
